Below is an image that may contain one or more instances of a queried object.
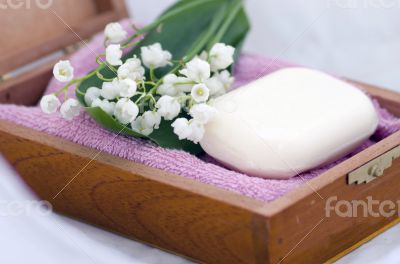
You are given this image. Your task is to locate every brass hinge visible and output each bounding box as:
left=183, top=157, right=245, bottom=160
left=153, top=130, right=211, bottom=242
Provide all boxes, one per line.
left=348, top=145, right=400, bottom=185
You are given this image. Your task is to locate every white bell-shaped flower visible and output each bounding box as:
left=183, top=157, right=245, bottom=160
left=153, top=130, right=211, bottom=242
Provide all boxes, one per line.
left=60, top=98, right=81, bottom=121
left=117, top=57, right=145, bottom=81
left=131, top=116, right=153, bottom=136
left=171, top=118, right=192, bottom=140
left=209, top=43, right=235, bottom=71
left=91, top=98, right=116, bottom=116
left=101, top=79, right=119, bottom=100
left=53, top=60, right=74, bottom=82
left=205, top=70, right=234, bottom=97
left=131, top=111, right=161, bottom=136
left=191, top=83, right=210, bottom=103
left=187, top=120, right=205, bottom=143
left=217, top=70, right=234, bottom=90
left=118, top=79, right=137, bottom=98
left=175, top=76, right=194, bottom=93
left=106, top=44, right=123, bottom=66
left=104, top=22, right=127, bottom=44
left=157, top=74, right=180, bottom=96
left=205, top=76, right=224, bottom=97
left=141, top=43, right=172, bottom=69
left=179, top=57, right=210, bottom=83
left=189, top=103, right=217, bottom=124
left=156, top=95, right=181, bottom=120
left=172, top=118, right=205, bottom=143
left=142, top=111, right=161, bottom=130
left=40, top=94, right=61, bottom=114
left=114, top=98, right=139, bottom=124
left=84, top=87, right=101, bottom=106
left=158, top=74, right=193, bottom=96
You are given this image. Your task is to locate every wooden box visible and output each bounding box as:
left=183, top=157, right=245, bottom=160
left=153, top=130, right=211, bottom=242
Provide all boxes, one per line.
left=1, top=1, right=400, bottom=263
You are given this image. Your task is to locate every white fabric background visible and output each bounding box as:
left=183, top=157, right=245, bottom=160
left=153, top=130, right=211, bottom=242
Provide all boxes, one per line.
left=2, top=1, right=400, bottom=264
left=126, top=0, right=400, bottom=92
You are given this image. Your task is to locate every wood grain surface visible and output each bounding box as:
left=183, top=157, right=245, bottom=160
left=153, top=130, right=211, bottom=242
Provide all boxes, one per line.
left=0, top=120, right=269, bottom=263
left=267, top=143, right=400, bottom=263
left=0, top=0, right=128, bottom=105
left=0, top=0, right=128, bottom=75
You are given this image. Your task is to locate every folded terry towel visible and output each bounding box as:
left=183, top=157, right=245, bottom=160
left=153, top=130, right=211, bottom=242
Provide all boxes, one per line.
left=0, top=20, right=399, bottom=202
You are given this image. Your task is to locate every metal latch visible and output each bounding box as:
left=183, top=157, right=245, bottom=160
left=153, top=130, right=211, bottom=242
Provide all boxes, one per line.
left=348, top=145, right=400, bottom=185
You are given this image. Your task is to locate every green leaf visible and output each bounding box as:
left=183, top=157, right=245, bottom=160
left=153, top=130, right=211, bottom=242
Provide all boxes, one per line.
left=85, top=106, right=144, bottom=138
left=77, top=0, right=250, bottom=155
left=149, top=119, right=203, bottom=154
left=86, top=106, right=203, bottom=154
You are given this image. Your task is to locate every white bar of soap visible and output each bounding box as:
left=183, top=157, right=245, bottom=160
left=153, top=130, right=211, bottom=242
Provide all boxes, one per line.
left=200, top=68, right=379, bottom=179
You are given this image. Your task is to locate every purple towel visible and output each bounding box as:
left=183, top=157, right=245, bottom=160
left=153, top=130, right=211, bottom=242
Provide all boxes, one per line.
left=0, top=20, right=399, bottom=202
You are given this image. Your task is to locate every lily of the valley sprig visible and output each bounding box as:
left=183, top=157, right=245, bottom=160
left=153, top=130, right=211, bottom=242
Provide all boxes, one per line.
left=41, top=22, right=235, bottom=144
left=40, top=0, right=249, bottom=153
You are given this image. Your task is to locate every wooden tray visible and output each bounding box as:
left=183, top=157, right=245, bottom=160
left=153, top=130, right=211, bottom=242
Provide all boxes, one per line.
left=1, top=1, right=400, bottom=263
left=0, top=0, right=127, bottom=105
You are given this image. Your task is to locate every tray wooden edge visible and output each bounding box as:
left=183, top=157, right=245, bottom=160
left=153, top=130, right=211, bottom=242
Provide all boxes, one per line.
left=0, top=0, right=129, bottom=75
left=0, top=119, right=266, bottom=214
left=0, top=119, right=271, bottom=263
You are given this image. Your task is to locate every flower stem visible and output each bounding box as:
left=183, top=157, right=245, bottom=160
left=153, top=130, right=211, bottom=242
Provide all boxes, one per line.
left=149, top=66, right=156, bottom=82
left=150, top=63, right=181, bottom=94
left=76, top=88, right=85, bottom=96
left=174, top=81, right=196, bottom=85
left=121, top=39, right=141, bottom=49
left=184, top=2, right=229, bottom=61
left=123, top=0, right=217, bottom=46
left=149, top=1, right=229, bottom=95
left=56, top=66, right=103, bottom=96
left=134, top=92, right=147, bottom=104
left=96, top=54, right=105, bottom=65
left=143, top=81, right=156, bottom=86
left=96, top=71, right=114, bottom=82
left=207, top=0, right=243, bottom=49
